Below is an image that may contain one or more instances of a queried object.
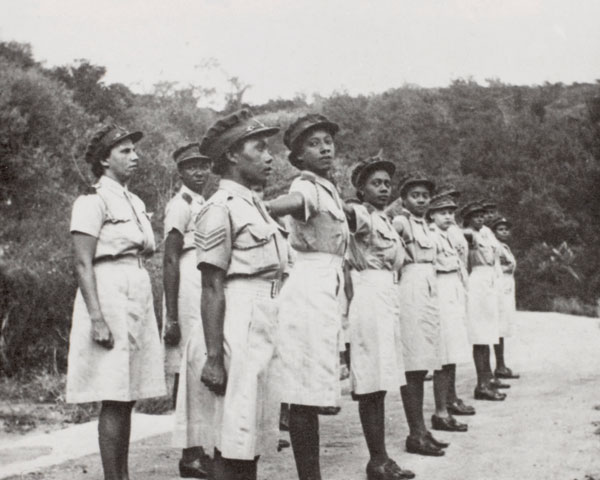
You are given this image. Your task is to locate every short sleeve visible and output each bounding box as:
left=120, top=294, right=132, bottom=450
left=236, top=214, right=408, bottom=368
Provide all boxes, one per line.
left=164, top=196, right=190, bottom=237
left=392, top=215, right=410, bottom=239
left=70, top=194, right=104, bottom=237
left=350, top=204, right=372, bottom=236
left=195, top=204, right=232, bottom=272
left=289, top=179, right=318, bottom=222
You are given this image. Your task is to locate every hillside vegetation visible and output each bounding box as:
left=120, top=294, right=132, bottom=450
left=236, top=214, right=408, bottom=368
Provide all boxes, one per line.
left=1, top=41, right=599, bottom=375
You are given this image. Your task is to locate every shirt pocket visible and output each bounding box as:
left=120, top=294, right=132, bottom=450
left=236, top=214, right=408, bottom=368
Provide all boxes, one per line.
left=232, top=223, right=280, bottom=274
left=374, top=225, right=396, bottom=249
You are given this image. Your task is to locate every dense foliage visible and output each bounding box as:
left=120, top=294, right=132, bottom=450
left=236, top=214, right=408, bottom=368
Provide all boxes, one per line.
left=1, top=41, right=598, bottom=375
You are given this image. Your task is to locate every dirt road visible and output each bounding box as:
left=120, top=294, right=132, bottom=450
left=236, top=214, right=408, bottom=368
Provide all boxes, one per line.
left=4, top=312, right=600, bottom=480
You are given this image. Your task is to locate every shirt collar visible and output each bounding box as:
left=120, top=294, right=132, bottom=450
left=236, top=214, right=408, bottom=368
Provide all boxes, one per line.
left=179, top=184, right=204, bottom=204
left=301, top=170, right=337, bottom=195
left=97, top=175, right=128, bottom=195
left=219, top=179, right=254, bottom=204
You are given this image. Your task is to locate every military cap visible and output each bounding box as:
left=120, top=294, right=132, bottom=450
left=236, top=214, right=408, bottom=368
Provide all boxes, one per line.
left=172, top=142, right=210, bottom=166
left=434, top=183, right=461, bottom=200
left=85, top=124, right=143, bottom=164
left=350, top=150, right=396, bottom=188
left=399, top=171, right=435, bottom=198
left=459, top=201, right=485, bottom=222
left=480, top=199, right=497, bottom=210
left=199, top=109, right=279, bottom=167
left=428, top=194, right=458, bottom=214
left=491, top=215, right=512, bottom=230
left=283, top=113, right=339, bottom=164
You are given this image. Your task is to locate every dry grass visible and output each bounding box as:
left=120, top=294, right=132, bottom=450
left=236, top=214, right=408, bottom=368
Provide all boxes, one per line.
left=550, top=297, right=598, bottom=318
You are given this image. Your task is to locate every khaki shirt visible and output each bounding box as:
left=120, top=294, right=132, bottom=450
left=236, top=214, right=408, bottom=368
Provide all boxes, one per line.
left=447, top=223, right=469, bottom=268
left=70, top=175, right=155, bottom=260
left=348, top=203, right=406, bottom=271
left=431, top=224, right=462, bottom=273
left=195, top=179, right=288, bottom=280
left=164, top=184, right=205, bottom=251
left=392, top=213, right=436, bottom=264
left=468, top=227, right=497, bottom=267
left=286, top=171, right=349, bottom=257
left=499, top=242, right=516, bottom=274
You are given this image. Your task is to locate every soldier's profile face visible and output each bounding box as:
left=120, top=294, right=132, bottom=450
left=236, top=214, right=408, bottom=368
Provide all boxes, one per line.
left=296, top=129, right=335, bottom=176
left=101, top=138, right=139, bottom=183
left=237, top=135, right=274, bottom=185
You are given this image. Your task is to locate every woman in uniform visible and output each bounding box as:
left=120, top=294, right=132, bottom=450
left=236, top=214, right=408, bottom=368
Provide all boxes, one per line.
left=460, top=201, right=507, bottom=401
left=162, top=143, right=211, bottom=478
left=346, top=155, right=414, bottom=480
left=432, top=185, right=475, bottom=416
left=491, top=216, right=519, bottom=380
left=392, top=173, right=447, bottom=457
left=173, top=110, right=287, bottom=480
left=427, top=195, right=472, bottom=433
left=67, top=125, right=166, bottom=480
left=266, top=113, right=349, bottom=480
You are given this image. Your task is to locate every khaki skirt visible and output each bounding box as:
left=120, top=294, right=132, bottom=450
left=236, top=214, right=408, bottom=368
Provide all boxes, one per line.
left=277, top=252, right=344, bottom=407
left=398, top=263, right=442, bottom=372
left=437, top=271, right=471, bottom=365
left=466, top=266, right=500, bottom=345
left=173, top=278, right=280, bottom=460
left=162, top=250, right=202, bottom=375
left=498, top=273, right=516, bottom=338
left=66, top=257, right=166, bottom=403
left=349, top=269, right=406, bottom=395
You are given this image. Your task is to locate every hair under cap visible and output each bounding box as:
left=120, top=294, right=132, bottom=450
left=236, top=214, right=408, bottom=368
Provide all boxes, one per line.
left=84, top=124, right=143, bottom=165
left=199, top=109, right=279, bottom=171
left=283, top=113, right=339, bottom=166
left=350, top=150, right=396, bottom=188
left=399, top=171, right=435, bottom=198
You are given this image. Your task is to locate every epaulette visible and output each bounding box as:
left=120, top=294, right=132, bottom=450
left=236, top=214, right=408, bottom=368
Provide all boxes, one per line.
left=181, top=192, right=193, bottom=204
left=300, top=170, right=317, bottom=183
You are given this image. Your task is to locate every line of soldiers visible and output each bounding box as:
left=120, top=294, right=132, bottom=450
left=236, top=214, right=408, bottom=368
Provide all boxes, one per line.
left=66, top=111, right=519, bottom=480
left=162, top=110, right=519, bottom=480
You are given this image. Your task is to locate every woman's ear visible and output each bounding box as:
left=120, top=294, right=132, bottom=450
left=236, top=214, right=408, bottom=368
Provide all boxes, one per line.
left=225, top=149, right=239, bottom=165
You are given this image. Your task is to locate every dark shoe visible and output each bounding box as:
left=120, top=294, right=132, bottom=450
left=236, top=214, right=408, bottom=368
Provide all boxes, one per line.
left=474, top=386, right=506, bottom=401
left=406, top=434, right=445, bottom=456
left=424, top=373, right=433, bottom=381
left=317, top=406, right=341, bottom=415
left=277, top=438, right=290, bottom=452
left=489, top=377, right=510, bottom=389
left=366, top=458, right=416, bottom=479
left=426, top=430, right=450, bottom=448
left=431, top=415, right=468, bottom=432
left=447, top=398, right=476, bottom=416
left=179, top=457, right=209, bottom=479
left=495, top=367, right=520, bottom=379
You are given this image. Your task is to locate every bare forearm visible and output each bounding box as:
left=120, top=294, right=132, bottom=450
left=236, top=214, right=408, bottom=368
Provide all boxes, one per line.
left=163, top=255, right=180, bottom=323
left=201, top=280, right=225, bottom=358
left=266, top=192, right=304, bottom=218
left=75, top=262, right=102, bottom=320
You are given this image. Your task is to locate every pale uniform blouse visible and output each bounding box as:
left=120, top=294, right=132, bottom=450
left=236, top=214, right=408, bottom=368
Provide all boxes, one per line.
left=498, top=242, right=517, bottom=274
left=70, top=175, right=155, bottom=258
left=348, top=203, right=405, bottom=272
left=431, top=224, right=463, bottom=273
left=164, top=184, right=205, bottom=251
left=286, top=171, right=349, bottom=256
left=447, top=223, right=469, bottom=268
left=392, top=214, right=436, bottom=264
left=195, top=179, right=289, bottom=280
left=468, top=227, right=497, bottom=268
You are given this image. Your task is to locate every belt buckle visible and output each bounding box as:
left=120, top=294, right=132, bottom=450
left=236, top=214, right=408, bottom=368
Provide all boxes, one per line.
left=392, top=271, right=399, bottom=284
left=137, top=256, right=144, bottom=268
